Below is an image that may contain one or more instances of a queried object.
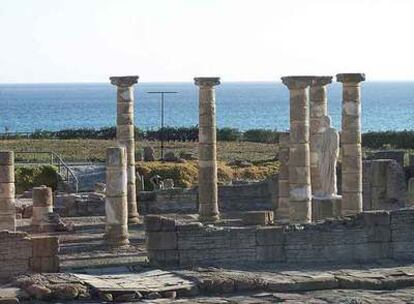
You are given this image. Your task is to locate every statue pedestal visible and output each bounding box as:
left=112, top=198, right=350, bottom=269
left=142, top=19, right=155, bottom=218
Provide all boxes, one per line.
left=312, top=195, right=342, bottom=221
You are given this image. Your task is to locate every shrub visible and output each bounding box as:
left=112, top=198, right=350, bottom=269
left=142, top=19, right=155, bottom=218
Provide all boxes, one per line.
left=243, top=129, right=279, bottom=143
left=135, top=160, right=278, bottom=190
left=136, top=161, right=199, bottom=190
left=362, top=130, right=414, bottom=149
left=15, top=165, right=58, bottom=193
left=217, top=128, right=242, bottom=141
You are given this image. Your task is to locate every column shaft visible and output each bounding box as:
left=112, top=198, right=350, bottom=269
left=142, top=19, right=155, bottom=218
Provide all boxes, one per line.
left=282, top=76, right=313, bottom=223
left=110, top=76, right=140, bottom=224
left=195, top=77, right=220, bottom=222
left=276, top=132, right=290, bottom=222
left=104, top=147, right=129, bottom=246
left=0, top=151, right=16, bottom=231
left=337, top=73, right=365, bottom=215
left=31, top=186, right=53, bottom=231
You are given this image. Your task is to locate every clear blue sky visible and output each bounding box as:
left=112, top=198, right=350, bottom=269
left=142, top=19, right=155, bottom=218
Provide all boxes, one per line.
left=1, top=0, right=413, bottom=83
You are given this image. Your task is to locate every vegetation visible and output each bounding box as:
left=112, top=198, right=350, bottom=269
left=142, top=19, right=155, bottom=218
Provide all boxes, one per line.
left=0, top=139, right=278, bottom=163
left=15, top=165, right=58, bottom=193
left=0, top=126, right=278, bottom=143
left=5, top=127, right=414, bottom=150
left=362, top=130, right=414, bottom=150
left=136, top=160, right=280, bottom=190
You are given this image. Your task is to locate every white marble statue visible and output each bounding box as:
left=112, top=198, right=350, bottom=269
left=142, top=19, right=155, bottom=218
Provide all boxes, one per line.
left=316, top=115, right=339, bottom=198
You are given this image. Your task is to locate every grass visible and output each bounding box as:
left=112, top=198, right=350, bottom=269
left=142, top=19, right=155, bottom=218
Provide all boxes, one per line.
left=0, top=139, right=279, bottom=163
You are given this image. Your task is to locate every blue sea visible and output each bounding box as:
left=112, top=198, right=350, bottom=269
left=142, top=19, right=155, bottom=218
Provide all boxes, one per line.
left=0, top=82, right=413, bottom=132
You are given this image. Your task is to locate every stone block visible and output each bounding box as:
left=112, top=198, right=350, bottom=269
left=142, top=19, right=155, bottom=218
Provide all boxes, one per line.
left=144, top=215, right=176, bottom=232
left=242, top=211, right=274, bottom=226
left=32, top=236, right=59, bottom=257
left=312, top=196, right=342, bottom=221
left=256, top=245, right=285, bottom=262
left=0, top=215, right=16, bottom=232
left=0, top=152, right=14, bottom=166
left=0, top=166, right=14, bottom=183
left=146, top=232, right=177, bottom=250
left=360, top=210, right=390, bottom=227
left=148, top=249, right=179, bottom=266
left=370, top=150, right=406, bottom=167
left=256, top=226, right=285, bottom=245
left=30, top=256, right=59, bottom=273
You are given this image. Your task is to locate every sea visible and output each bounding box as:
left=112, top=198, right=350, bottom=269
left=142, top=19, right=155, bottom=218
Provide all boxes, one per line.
left=0, top=82, right=413, bottom=133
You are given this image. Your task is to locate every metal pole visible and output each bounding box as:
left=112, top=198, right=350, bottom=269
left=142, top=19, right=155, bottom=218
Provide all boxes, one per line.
left=146, top=91, right=178, bottom=161
left=161, top=92, right=165, bottom=160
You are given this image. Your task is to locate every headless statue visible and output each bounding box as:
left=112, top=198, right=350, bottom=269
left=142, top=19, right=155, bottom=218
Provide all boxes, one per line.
left=316, top=115, right=339, bottom=198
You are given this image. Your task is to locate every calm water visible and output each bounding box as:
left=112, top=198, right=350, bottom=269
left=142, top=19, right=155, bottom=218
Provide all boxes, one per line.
left=0, top=82, right=413, bottom=132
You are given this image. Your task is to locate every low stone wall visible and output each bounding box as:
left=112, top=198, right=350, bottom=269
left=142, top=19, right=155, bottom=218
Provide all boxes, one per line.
left=0, top=231, right=59, bottom=280
left=140, top=179, right=277, bottom=214
left=145, top=209, right=414, bottom=267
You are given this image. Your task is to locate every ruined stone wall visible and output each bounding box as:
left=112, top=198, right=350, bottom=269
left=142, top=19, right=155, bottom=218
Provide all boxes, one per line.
left=0, top=231, right=59, bottom=280
left=139, top=179, right=276, bottom=214
left=145, top=209, right=414, bottom=266
left=363, top=159, right=407, bottom=210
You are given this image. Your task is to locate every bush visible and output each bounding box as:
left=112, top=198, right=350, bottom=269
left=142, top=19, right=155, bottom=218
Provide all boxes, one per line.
left=362, top=130, right=414, bottom=149
left=243, top=129, right=279, bottom=143
left=136, top=161, right=199, bottom=190
left=217, top=128, right=242, bottom=141
left=135, top=160, right=279, bottom=190
left=15, top=165, right=58, bottom=193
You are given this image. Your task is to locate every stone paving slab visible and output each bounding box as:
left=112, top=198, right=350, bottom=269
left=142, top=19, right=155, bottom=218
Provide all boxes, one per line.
left=73, top=270, right=196, bottom=293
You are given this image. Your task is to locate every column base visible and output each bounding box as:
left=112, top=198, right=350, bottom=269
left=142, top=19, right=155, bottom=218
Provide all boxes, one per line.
left=104, top=237, right=130, bottom=247
left=128, top=213, right=140, bottom=224
left=312, top=195, right=342, bottom=221
left=198, top=214, right=220, bottom=223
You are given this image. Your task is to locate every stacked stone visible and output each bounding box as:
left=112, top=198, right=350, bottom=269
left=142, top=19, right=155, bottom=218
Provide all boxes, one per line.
left=281, top=76, right=313, bottom=223
left=31, top=186, right=53, bottom=231
left=110, top=76, right=140, bottom=224
left=309, top=76, right=332, bottom=194
left=337, top=73, right=365, bottom=215
left=0, top=151, right=16, bottom=231
left=30, top=236, right=60, bottom=273
left=276, top=132, right=290, bottom=222
left=104, top=147, right=129, bottom=246
left=194, top=77, right=221, bottom=222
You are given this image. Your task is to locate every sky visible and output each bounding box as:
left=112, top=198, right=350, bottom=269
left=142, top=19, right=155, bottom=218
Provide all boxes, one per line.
left=1, top=0, right=414, bottom=83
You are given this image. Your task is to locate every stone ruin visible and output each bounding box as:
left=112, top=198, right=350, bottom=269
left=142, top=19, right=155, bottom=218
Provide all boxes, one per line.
left=2, top=74, right=414, bottom=303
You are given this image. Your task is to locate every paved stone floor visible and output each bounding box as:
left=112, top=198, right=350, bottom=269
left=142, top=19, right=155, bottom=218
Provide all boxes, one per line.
left=8, top=215, right=414, bottom=303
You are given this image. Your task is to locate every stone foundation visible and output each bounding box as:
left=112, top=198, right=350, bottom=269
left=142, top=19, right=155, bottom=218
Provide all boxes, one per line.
left=312, top=196, right=342, bottom=221
left=146, top=209, right=414, bottom=267
left=0, top=231, right=59, bottom=280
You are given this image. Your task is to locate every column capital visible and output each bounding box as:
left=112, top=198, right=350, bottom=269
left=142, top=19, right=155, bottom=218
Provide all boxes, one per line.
left=336, top=73, right=365, bottom=84
left=110, top=76, right=139, bottom=87
left=281, top=76, right=314, bottom=89
left=310, top=76, right=333, bottom=87
left=194, top=77, right=221, bottom=87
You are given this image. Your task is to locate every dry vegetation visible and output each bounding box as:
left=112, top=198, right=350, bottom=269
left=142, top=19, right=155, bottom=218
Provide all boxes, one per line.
left=0, top=139, right=279, bottom=163
left=1, top=139, right=280, bottom=187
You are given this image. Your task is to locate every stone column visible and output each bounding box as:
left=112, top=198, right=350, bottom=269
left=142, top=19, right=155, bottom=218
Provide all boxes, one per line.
left=110, top=76, right=140, bottom=224
left=104, top=147, right=129, bottom=246
left=31, top=186, right=53, bottom=231
left=281, top=76, right=313, bottom=223
left=0, top=151, right=16, bottom=231
left=309, top=76, right=332, bottom=194
left=194, top=77, right=220, bottom=222
left=337, top=73, right=365, bottom=215
left=276, top=132, right=290, bottom=222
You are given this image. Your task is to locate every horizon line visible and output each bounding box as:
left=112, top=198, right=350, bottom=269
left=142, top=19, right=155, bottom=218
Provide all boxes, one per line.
left=2, top=79, right=414, bottom=85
